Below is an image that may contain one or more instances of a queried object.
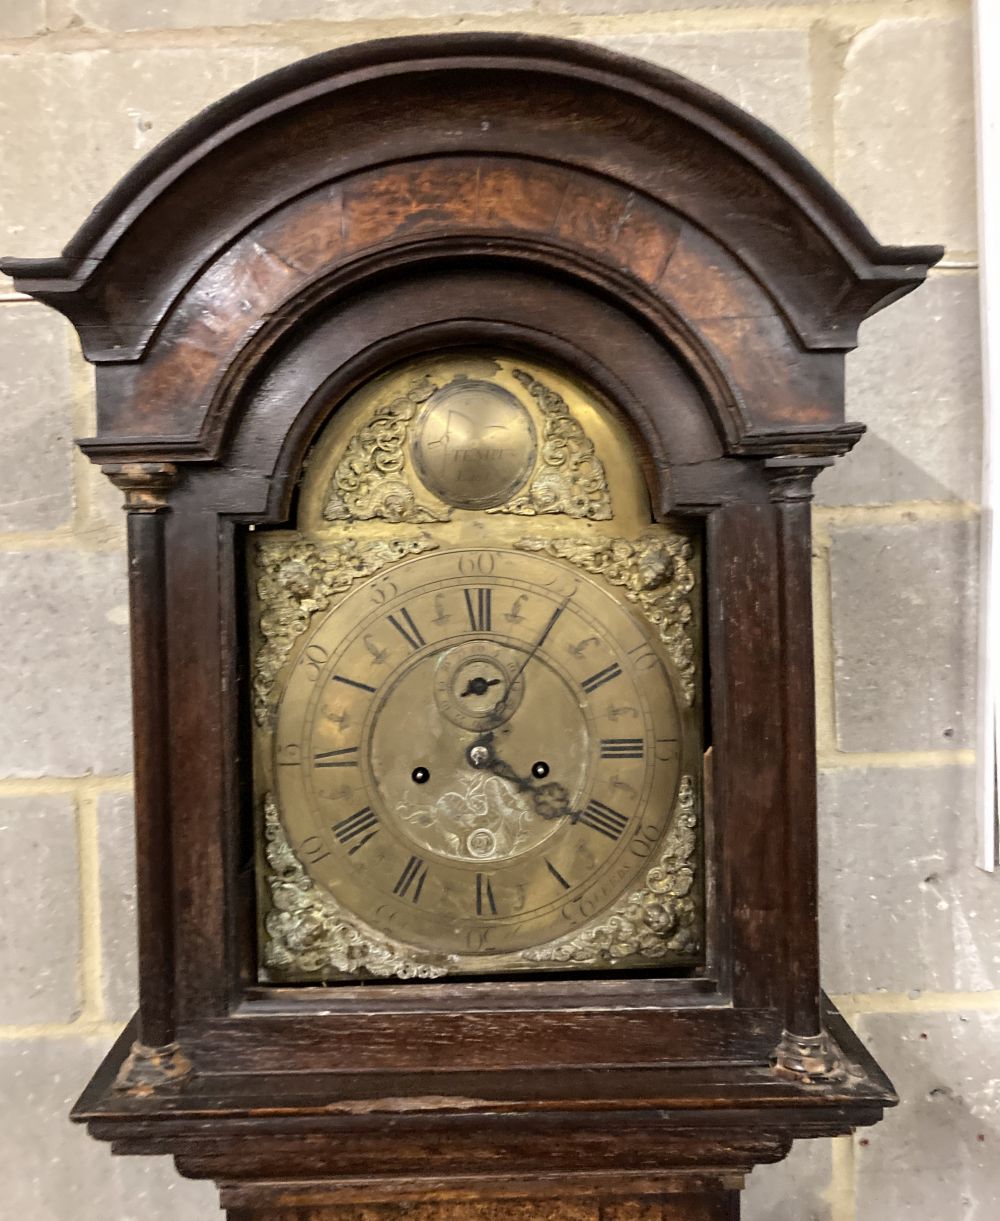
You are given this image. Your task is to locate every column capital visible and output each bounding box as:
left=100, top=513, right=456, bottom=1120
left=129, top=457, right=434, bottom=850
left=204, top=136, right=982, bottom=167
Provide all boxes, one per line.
left=763, top=456, right=833, bottom=505
left=102, top=462, right=179, bottom=513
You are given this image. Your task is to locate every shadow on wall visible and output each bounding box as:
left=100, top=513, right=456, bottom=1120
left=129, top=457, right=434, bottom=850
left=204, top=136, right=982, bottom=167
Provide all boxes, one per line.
left=816, top=430, right=968, bottom=506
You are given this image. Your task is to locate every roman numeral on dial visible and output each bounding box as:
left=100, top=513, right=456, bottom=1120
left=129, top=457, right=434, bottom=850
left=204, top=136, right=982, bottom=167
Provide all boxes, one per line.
left=545, top=859, right=571, bottom=891
left=387, top=608, right=425, bottom=651
left=331, top=807, right=379, bottom=853
left=574, top=799, right=629, bottom=841
left=600, top=738, right=644, bottom=760
left=331, top=674, right=376, bottom=694
left=393, top=856, right=428, bottom=902
left=581, top=662, right=622, bottom=694
left=475, top=873, right=498, bottom=916
left=464, top=587, right=492, bottom=633
left=313, top=746, right=358, bottom=768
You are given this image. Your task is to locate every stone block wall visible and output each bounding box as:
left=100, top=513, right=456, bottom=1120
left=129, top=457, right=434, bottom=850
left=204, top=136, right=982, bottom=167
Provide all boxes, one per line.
left=0, top=2, right=990, bottom=1218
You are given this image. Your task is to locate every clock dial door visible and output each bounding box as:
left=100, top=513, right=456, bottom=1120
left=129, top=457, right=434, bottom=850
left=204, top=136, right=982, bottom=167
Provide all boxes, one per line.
left=253, top=353, right=703, bottom=982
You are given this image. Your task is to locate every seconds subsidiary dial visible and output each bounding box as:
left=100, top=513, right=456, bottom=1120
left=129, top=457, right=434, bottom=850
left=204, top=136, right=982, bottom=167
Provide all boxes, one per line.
left=268, top=546, right=689, bottom=972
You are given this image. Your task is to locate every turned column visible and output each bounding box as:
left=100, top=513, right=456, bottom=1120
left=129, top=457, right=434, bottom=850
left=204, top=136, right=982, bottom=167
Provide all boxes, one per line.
left=103, top=462, right=191, bottom=1090
left=765, top=457, right=841, bottom=1080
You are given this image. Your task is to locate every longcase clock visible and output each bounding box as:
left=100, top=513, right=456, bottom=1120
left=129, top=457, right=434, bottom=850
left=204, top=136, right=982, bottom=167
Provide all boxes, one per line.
left=2, top=35, right=941, bottom=1221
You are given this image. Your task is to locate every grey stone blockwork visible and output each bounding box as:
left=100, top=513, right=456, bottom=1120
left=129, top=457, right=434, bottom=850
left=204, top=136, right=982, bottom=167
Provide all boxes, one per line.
left=552, top=1, right=839, bottom=13
left=0, top=549, right=133, bottom=778
left=835, top=16, right=977, bottom=251
left=819, top=766, right=1000, bottom=996
left=0, top=45, right=304, bottom=261
left=855, top=1011, right=1000, bottom=1221
left=98, top=791, right=139, bottom=1022
left=743, top=1137, right=833, bottom=1221
left=0, top=306, right=75, bottom=532
left=0, top=1037, right=218, bottom=1221
left=594, top=29, right=812, bottom=153
left=0, top=793, right=81, bottom=1025
left=73, top=0, right=531, bottom=32
left=829, top=516, right=979, bottom=753
left=0, top=1, right=46, bottom=37
left=0, top=9, right=989, bottom=1221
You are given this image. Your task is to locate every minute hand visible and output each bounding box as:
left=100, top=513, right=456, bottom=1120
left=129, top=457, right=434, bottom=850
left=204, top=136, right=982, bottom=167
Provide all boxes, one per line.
left=491, top=590, right=572, bottom=721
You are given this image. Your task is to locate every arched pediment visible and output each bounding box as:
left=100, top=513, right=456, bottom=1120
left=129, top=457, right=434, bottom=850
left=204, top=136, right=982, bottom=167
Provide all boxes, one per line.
left=1, top=33, right=940, bottom=467
left=3, top=35, right=938, bottom=349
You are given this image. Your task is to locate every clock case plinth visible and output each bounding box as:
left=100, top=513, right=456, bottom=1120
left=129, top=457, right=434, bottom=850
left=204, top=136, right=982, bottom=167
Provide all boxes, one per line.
left=2, top=34, right=938, bottom=1219
left=76, top=998, right=890, bottom=1217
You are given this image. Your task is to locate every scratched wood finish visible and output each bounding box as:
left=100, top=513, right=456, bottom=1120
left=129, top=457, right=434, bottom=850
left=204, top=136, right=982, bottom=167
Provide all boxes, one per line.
left=1, top=33, right=940, bottom=1221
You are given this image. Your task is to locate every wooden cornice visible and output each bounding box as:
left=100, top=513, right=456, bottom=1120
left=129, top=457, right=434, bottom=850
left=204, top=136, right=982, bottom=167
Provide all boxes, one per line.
left=2, top=33, right=940, bottom=363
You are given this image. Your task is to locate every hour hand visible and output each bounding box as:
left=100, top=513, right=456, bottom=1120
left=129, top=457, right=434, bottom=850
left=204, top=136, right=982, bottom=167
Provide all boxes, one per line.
left=459, top=676, right=502, bottom=698
left=467, top=737, right=573, bottom=821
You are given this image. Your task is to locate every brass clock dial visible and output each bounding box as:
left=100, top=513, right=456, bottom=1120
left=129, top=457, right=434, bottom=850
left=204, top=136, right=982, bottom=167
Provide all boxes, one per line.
left=253, top=351, right=703, bottom=982
left=270, top=546, right=684, bottom=964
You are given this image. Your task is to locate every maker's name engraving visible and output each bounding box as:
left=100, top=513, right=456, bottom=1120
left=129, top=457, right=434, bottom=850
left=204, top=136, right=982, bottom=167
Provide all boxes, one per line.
left=413, top=379, right=536, bottom=509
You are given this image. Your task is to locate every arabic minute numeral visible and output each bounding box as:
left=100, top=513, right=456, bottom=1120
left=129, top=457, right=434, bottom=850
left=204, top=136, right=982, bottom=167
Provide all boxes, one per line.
left=297, top=835, right=331, bottom=865
left=302, top=643, right=329, bottom=681
left=458, top=551, right=496, bottom=576
left=369, top=577, right=398, bottom=606
left=627, top=642, right=660, bottom=671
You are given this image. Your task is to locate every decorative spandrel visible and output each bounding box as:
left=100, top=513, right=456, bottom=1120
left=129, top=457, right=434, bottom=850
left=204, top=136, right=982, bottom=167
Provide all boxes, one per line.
left=252, top=350, right=704, bottom=982
left=494, top=368, right=611, bottom=520
left=252, top=534, right=439, bottom=725
left=315, top=356, right=612, bottom=528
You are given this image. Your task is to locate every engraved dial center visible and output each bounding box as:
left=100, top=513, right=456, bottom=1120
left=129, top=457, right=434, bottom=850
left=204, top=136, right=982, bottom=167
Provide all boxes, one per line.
left=369, top=637, right=590, bottom=865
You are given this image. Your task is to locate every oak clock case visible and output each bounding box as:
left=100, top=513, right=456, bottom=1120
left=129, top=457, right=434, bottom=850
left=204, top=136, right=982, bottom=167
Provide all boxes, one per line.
left=252, top=352, right=704, bottom=983
left=2, top=31, right=944, bottom=1221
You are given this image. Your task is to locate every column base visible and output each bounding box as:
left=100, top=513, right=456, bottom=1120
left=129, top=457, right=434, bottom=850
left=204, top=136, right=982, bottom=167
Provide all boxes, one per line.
left=112, top=1040, right=192, bottom=1096
left=771, top=1028, right=844, bottom=1083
